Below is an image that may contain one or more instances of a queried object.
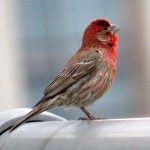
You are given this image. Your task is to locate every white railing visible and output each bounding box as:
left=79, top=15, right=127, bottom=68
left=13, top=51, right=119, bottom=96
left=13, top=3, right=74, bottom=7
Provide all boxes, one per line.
left=0, top=109, right=150, bottom=150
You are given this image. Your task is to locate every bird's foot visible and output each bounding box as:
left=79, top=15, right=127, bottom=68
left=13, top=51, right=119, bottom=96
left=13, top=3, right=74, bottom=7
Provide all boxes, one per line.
left=78, top=117, right=105, bottom=120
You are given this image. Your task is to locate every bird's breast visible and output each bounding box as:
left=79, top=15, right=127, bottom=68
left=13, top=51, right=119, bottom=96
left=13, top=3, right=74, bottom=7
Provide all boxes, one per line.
left=91, top=62, right=114, bottom=100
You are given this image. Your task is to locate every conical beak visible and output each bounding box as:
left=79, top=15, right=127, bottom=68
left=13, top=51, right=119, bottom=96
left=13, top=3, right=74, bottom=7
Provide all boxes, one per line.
left=109, top=24, right=120, bottom=34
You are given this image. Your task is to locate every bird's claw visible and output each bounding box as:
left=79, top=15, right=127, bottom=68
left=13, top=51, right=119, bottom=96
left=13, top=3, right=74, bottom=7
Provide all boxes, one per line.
left=78, top=117, right=106, bottom=120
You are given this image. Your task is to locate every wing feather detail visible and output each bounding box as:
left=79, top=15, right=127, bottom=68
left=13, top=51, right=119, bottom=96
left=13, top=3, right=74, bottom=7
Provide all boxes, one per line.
left=43, top=51, right=100, bottom=98
left=44, top=61, right=96, bottom=98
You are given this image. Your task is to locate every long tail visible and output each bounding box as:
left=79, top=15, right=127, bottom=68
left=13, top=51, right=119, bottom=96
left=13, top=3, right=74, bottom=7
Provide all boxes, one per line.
left=9, top=107, right=43, bottom=132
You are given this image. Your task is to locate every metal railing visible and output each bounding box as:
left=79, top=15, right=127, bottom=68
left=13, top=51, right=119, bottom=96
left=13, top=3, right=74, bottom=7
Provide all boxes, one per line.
left=0, top=109, right=150, bottom=150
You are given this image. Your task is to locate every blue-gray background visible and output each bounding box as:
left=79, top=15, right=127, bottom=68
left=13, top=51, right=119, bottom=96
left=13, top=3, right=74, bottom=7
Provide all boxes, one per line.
left=1, top=0, right=150, bottom=120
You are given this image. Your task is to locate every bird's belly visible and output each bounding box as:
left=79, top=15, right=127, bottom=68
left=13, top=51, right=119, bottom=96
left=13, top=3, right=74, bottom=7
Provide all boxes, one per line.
left=92, top=70, right=113, bottom=100
left=59, top=66, right=114, bottom=107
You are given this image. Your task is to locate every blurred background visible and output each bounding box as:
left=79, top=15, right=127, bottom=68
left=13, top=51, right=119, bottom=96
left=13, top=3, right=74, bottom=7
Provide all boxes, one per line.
left=0, top=0, right=150, bottom=120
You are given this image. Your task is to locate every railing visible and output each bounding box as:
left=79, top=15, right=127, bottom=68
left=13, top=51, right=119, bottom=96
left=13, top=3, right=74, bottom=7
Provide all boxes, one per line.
left=0, top=109, right=150, bottom=150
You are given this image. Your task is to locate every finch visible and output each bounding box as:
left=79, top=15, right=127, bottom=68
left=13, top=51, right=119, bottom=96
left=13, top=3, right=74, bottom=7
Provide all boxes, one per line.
left=10, top=19, right=120, bottom=132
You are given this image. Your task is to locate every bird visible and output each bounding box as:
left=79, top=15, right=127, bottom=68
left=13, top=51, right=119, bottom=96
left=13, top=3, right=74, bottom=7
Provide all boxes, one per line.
left=10, top=19, right=120, bottom=132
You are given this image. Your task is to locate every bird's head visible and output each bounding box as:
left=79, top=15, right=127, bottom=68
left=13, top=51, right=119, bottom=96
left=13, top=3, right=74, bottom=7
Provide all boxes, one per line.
left=82, top=19, right=120, bottom=48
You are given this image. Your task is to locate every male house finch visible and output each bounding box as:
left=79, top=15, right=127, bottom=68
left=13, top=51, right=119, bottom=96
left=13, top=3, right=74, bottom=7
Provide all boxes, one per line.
left=10, top=19, right=120, bottom=132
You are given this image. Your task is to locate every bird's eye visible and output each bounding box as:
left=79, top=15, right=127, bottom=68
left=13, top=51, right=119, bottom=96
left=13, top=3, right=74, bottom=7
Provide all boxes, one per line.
left=103, top=27, right=108, bottom=31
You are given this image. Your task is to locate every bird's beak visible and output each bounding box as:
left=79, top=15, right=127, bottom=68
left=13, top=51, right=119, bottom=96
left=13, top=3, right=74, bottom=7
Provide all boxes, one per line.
left=109, top=24, right=120, bottom=34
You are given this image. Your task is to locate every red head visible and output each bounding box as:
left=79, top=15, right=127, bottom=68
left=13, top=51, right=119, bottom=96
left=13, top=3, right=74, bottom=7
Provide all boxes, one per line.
left=82, top=19, right=120, bottom=49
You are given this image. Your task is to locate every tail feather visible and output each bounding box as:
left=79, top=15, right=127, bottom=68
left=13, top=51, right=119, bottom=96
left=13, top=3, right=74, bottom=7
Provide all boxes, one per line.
left=9, top=107, right=42, bottom=132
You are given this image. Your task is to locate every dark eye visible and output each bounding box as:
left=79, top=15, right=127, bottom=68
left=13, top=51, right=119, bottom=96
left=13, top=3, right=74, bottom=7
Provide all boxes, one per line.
left=103, top=27, right=108, bottom=31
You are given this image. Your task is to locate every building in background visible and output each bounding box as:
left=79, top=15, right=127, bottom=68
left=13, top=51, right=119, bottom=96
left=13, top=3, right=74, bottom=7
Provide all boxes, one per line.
left=0, top=0, right=150, bottom=119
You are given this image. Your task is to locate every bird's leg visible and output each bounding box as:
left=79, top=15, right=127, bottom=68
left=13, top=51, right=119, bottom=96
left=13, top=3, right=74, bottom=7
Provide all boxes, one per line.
left=79, top=106, right=96, bottom=120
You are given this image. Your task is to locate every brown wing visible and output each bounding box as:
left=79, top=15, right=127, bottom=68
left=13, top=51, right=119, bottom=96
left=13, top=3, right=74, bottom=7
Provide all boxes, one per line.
left=36, top=51, right=100, bottom=105
left=44, top=61, right=95, bottom=97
